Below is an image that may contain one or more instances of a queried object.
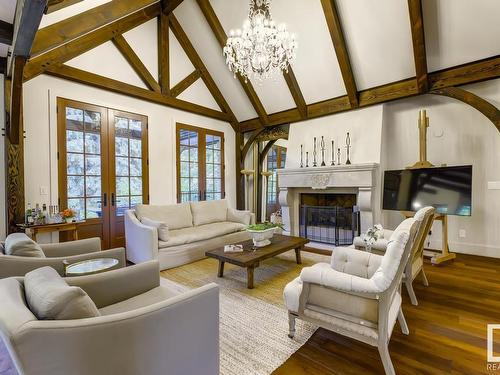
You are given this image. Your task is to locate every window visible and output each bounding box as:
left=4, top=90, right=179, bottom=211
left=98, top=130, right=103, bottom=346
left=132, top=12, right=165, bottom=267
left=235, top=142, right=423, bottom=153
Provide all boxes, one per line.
left=176, top=123, right=225, bottom=203
left=266, top=145, right=286, bottom=219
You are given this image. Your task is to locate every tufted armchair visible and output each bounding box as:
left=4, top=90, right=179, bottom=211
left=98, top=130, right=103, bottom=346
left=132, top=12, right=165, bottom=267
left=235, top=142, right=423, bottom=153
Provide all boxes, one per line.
left=284, top=218, right=419, bottom=375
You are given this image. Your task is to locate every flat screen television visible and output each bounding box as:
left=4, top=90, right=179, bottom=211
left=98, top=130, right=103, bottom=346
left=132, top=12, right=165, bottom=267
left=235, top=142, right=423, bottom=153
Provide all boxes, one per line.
left=382, top=165, right=472, bottom=216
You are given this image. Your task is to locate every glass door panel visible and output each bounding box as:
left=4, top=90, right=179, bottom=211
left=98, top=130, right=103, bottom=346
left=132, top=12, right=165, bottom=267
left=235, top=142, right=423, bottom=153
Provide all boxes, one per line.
left=178, top=129, right=200, bottom=202
left=205, top=134, right=223, bottom=200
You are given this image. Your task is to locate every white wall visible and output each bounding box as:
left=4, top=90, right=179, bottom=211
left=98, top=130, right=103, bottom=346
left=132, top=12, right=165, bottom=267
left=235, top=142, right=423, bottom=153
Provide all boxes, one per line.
left=22, top=75, right=237, bottom=216
left=381, top=78, right=500, bottom=258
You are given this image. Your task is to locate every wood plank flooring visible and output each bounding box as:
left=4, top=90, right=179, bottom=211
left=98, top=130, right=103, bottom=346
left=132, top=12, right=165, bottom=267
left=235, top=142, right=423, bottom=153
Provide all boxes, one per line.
left=273, top=253, right=500, bottom=375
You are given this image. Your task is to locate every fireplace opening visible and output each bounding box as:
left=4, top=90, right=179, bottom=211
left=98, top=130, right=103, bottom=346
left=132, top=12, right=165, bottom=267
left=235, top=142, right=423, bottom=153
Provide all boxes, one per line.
left=299, top=193, right=360, bottom=246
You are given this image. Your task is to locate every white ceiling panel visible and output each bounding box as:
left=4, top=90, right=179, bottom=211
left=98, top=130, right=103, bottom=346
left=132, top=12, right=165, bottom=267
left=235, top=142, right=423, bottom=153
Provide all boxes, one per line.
left=423, top=0, right=500, bottom=72
left=40, top=0, right=111, bottom=28
left=66, top=41, right=148, bottom=89
left=174, top=0, right=257, bottom=121
left=123, top=19, right=159, bottom=81
left=178, top=79, right=221, bottom=111
left=336, top=0, right=415, bottom=90
left=169, top=29, right=196, bottom=87
left=0, top=0, right=16, bottom=23
left=0, top=44, right=8, bottom=58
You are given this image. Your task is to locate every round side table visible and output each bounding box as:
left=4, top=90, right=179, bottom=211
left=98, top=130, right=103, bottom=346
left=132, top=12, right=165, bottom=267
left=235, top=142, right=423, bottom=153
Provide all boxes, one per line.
left=64, top=258, right=119, bottom=277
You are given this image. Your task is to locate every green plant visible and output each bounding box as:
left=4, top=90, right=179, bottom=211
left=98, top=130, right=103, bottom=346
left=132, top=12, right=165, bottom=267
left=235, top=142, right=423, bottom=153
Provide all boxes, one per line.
left=246, top=222, right=284, bottom=231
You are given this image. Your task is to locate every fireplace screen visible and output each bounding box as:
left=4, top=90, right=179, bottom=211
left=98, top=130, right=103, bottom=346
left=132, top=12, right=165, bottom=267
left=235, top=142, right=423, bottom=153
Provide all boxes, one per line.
left=299, top=205, right=360, bottom=246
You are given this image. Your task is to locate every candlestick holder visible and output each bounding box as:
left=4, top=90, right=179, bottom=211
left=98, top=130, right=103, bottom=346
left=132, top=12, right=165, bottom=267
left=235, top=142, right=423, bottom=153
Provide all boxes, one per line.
left=306, top=152, right=309, bottom=168
left=331, top=140, right=335, bottom=166
left=300, top=144, right=304, bottom=168
left=345, top=132, right=352, bottom=165
left=337, top=148, right=341, bottom=165
left=313, top=137, right=317, bottom=167
left=320, top=136, right=326, bottom=166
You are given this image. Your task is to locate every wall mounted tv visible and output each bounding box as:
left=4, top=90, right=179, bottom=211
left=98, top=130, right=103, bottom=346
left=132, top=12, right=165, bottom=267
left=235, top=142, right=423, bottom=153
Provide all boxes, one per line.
left=382, top=165, right=472, bottom=216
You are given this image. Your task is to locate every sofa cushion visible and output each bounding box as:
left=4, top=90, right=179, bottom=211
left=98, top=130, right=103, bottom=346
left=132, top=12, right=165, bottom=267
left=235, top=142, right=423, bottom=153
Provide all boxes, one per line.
left=4, top=233, right=45, bottom=258
left=159, top=221, right=246, bottom=249
left=190, top=200, right=228, bottom=226
left=135, top=203, right=193, bottom=230
left=24, top=266, right=100, bottom=320
left=141, top=217, right=169, bottom=241
left=227, top=208, right=252, bottom=225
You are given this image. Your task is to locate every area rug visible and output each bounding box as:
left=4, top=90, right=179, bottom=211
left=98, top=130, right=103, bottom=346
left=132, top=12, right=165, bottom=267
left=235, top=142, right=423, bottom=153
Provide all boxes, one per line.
left=161, top=250, right=330, bottom=375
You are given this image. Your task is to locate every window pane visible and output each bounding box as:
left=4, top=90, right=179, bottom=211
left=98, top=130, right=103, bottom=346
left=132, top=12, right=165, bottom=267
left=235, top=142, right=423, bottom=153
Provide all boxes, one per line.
left=66, top=108, right=83, bottom=130
left=85, top=133, right=100, bottom=154
left=85, top=155, right=101, bottom=175
left=189, top=148, right=198, bottom=162
left=190, top=193, right=199, bottom=201
left=67, top=198, right=84, bottom=220
left=207, top=178, right=214, bottom=192
left=131, top=195, right=142, bottom=209
left=213, top=150, right=221, bottom=163
left=68, top=176, right=84, bottom=197
left=130, top=177, right=142, bottom=195
left=206, top=149, right=214, bottom=163
left=188, top=131, right=198, bottom=146
left=213, top=193, right=222, bottom=200
left=66, top=130, right=84, bottom=153
left=206, top=134, right=214, bottom=147
left=129, top=120, right=142, bottom=134
left=84, top=111, right=101, bottom=132
left=116, top=157, right=129, bottom=176
left=214, top=164, right=221, bottom=179
left=67, top=153, right=84, bottom=175
left=116, top=177, right=130, bottom=196
left=214, top=179, right=221, bottom=192
left=190, top=178, right=198, bottom=192
left=212, top=136, right=221, bottom=150
left=130, top=158, right=142, bottom=176
left=130, top=139, right=142, bottom=158
left=180, top=162, right=189, bottom=178
left=206, top=164, right=214, bottom=178
left=180, top=146, right=190, bottom=161
left=181, top=178, right=189, bottom=192
left=86, top=197, right=102, bottom=219
left=115, top=137, right=129, bottom=156
left=189, top=163, right=198, bottom=177
left=86, top=176, right=101, bottom=197
left=206, top=193, right=214, bottom=201
left=116, top=196, right=130, bottom=216
left=180, top=130, right=190, bottom=145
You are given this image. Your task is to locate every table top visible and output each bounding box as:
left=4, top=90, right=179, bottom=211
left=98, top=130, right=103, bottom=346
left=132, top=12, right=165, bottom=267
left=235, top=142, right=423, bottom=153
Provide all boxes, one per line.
left=206, top=234, right=309, bottom=267
left=17, top=221, right=85, bottom=229
left=64, top=258, right=118, bottom=276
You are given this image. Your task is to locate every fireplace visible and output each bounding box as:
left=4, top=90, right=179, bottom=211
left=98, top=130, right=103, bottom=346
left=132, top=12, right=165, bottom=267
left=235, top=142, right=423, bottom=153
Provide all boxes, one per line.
left=299, top=194, right=360, bottom=245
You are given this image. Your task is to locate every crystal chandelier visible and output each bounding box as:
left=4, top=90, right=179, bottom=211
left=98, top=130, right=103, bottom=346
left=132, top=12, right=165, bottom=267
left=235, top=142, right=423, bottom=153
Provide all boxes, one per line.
left=223, top=0, right=298, bottom=83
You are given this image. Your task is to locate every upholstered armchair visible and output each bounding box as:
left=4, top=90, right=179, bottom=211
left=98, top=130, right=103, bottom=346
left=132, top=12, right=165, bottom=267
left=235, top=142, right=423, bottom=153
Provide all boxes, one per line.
left=354, top=206, right=436, bottom=305
left=0, top=234, right=126, bottom=278
left=284, top=218, right=419, bottom=375
left=0, top=260, right=220, bottom=375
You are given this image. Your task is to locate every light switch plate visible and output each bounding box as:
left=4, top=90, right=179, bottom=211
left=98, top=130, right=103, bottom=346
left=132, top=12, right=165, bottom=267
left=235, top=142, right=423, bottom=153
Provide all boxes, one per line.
left=40, top=186, right=48, bottom=195
left=488, top=181, right=500, bottom=190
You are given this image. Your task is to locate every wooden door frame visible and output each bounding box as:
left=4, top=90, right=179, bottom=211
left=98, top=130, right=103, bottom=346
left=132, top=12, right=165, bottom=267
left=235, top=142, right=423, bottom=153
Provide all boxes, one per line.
left=265, top=144, right=286, bottom=219
left=175, top=122, right=225, bottom=203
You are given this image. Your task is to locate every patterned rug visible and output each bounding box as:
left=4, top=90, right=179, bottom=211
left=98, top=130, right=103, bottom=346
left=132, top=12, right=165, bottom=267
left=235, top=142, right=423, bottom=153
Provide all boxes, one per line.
left=162, top=250, right=329, bottom=375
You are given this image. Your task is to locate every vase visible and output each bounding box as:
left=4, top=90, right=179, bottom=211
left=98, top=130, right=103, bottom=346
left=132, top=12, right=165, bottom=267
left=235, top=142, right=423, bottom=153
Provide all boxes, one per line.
left=65, top=218, right=74, bottom=223
left=247, top=227, right=276, bottom=248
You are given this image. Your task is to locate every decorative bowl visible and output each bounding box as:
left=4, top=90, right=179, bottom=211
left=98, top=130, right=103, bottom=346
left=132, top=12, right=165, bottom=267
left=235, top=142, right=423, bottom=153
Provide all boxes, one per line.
left=246, top=227, right=276, bottom=248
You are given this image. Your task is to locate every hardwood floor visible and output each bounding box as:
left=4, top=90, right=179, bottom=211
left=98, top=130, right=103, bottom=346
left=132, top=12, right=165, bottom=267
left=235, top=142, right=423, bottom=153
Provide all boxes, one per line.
left=273, top=253, right=500, bottom=375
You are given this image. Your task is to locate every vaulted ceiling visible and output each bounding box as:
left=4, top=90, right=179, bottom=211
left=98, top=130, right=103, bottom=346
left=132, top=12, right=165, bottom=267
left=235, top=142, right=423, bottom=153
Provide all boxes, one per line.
left=4, top=0, right=500, bottom=138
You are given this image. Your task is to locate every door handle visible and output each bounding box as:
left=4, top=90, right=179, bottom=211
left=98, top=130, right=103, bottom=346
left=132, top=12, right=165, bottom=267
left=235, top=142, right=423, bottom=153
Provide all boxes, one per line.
left=103, top=193, right=107, bottom=207
left=111, top=193, right=115, bottom=206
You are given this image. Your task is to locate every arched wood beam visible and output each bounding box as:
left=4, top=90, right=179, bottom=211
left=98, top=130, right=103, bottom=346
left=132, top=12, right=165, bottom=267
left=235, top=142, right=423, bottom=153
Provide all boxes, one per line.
left=241, top=128, right=265, bottom=159
left=259, top=140, right=278, bottom=166
left=430, top=87, right=500, bottom=132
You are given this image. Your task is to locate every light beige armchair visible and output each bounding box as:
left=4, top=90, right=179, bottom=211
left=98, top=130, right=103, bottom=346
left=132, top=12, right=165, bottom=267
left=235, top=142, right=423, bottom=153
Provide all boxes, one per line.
left=0, top=261, right=220, bottom=375
left=284, top=218, right=419, bottom=375
left=0, top=235, right=126, bottom=278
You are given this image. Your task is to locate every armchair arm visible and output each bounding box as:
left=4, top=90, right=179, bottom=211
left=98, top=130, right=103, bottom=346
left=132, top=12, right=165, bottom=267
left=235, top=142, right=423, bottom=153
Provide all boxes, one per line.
left=13, top=283, right=219, bottom=375
left=124, top=210, right=158, bottom=264
left=65, top=260, right=160, bottom=308
left=331, top=246, right=382, bottom=278
left=40, top=238, right=101, bottom=257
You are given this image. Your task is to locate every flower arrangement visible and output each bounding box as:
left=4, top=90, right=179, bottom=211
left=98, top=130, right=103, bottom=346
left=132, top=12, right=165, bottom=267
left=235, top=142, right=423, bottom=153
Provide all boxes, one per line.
left=247, top=222, right=284, bottom=231
left=246, top=222, right=284, bottom=248
left=362, top=224, right=383, bottom=252
left=61, top=208, right=76, bottom=223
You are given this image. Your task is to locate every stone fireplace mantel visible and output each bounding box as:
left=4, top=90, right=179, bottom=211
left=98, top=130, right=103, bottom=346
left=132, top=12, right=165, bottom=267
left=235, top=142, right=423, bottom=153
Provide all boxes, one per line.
left=277, top=163, right=380, bottom=238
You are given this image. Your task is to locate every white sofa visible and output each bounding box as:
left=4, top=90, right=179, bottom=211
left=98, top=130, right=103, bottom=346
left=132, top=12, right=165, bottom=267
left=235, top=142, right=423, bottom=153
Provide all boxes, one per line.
left=125, top=199, right=254, bottom=270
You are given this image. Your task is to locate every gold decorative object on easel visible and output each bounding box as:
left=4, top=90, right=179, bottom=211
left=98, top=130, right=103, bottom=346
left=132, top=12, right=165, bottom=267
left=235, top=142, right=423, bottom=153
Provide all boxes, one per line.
left=402, top=109, right=456, bottom=265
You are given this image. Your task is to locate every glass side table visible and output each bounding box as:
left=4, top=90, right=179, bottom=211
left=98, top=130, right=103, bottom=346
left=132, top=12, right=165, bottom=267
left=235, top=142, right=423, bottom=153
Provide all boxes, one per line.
left=64, top=258, right=119, bottom=277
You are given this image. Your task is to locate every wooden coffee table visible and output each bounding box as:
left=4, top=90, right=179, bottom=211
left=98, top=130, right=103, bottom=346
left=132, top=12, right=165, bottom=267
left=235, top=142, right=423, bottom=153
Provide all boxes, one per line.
left=205, top=234, right=309, bottom=289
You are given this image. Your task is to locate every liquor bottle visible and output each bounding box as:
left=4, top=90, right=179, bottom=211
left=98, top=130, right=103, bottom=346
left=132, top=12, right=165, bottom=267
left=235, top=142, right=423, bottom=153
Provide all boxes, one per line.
left=26, top=203, right=33, bottom=225
left=42, top=204, right=48, bottom=224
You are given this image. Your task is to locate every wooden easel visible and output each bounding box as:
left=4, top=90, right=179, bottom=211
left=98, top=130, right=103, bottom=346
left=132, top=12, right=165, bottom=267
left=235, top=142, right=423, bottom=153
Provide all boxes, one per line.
left=403, top=109, right=456, bottom=265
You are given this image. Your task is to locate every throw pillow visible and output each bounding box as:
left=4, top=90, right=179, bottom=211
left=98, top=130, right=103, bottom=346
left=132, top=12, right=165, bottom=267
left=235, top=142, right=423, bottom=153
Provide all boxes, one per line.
left=227, top=208, right=252, bottom=225
left=24, top=266, right=100, bottom=320
left=4, top=233, right=45, bottom=258
left=141, top=217, right=169, bottom=241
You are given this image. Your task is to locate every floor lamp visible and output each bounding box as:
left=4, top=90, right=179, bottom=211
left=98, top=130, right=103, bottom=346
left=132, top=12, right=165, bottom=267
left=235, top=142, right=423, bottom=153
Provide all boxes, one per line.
left=240, top=169, right=255, bottom=211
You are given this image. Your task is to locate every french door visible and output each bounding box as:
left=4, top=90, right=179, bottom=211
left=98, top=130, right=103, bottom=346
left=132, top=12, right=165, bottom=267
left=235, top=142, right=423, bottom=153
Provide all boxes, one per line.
left=266, top=145, right=286, bottom=220
left=58, top=98, right=149, bottom=249
left=176, top=123, right=225, bottom=203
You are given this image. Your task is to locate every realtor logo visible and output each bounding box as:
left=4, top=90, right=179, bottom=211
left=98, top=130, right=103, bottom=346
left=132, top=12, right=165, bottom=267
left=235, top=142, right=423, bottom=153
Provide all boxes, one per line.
left=488, top=324, right=500, bottom=364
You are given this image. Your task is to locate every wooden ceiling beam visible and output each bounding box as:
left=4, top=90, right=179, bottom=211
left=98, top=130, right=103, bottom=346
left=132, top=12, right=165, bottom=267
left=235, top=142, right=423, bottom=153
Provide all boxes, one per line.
left=45, top=0, right=83, bottom=14
left=45, top=64, right=232, bottom=122
left=196, top=0, right=269, bottom=126
left=157, top=12, right=170, bottom=95
left=32, top=0, right=158, bottom=57
left=240, top=56, right=500, bottom=132
left=0, top=20, right=13, bottom=45
left=320, top=0, right=358, bottom=108
left=283, top=68, right=307, bottom=119
left=430, top=87, right=500, bottom=131
left=171, top=70, right=202, bottom=97
left=161, top=0, right=184, bottom=14
left=112, top=34, right=161, bottom=93
left=408, top=0, right=429, bottom=93
left=24, top=3, right=161, bottom=81
left=169, top=14, right=238, bottom=130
